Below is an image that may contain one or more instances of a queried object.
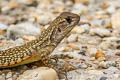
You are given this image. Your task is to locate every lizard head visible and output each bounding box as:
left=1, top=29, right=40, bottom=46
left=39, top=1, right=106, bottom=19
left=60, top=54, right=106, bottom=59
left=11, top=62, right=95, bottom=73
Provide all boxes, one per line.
left=49, top=12, right=80, bottom=44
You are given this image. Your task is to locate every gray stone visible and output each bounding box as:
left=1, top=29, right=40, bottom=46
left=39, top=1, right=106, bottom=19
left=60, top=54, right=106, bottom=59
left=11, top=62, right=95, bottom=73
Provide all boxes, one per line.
left=17, top=67, right=58, bottom=80
left=7, top=23, right=41, bottom=39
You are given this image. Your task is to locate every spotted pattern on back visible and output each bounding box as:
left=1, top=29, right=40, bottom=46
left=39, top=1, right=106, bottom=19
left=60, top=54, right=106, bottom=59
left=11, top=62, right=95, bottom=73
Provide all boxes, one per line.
left=0, top=38, right=43, bottom=67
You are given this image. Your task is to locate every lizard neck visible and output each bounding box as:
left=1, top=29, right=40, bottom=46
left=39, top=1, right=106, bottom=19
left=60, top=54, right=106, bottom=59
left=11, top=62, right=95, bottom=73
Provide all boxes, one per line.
left=26, top=24, right=57, bottom=52
left=38, top=22, right=62, bottom=47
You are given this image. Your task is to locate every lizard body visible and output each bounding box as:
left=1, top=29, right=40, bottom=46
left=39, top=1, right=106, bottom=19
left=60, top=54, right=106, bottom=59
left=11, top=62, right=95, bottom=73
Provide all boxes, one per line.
left=0, top=12, right=80, bottom=69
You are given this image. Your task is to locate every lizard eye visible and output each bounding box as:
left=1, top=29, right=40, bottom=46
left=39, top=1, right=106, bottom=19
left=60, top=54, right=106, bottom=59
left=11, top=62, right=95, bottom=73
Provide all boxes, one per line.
left=65, top=16, right=72, bottom=24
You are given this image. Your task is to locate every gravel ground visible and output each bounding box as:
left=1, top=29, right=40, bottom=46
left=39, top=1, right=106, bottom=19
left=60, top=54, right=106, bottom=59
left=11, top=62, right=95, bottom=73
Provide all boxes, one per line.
left=0, top=0, right=120, bottom=80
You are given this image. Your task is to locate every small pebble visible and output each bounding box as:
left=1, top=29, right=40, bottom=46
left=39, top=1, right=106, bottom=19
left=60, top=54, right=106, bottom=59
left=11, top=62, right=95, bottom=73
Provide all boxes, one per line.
left=80, top=63, right=88, bottom=69
left=87, top=48, right=98, bottom=56
left=0, top=23, right=8, bottom=30
left=7, top=23, right=41, bottom=39
left=99, top=76, right=107, bottom=80
left=98, top=61, right=110, bottom=69
left=95, top=50, right=105, bottom=60
left=89, top=57, right=96, bottom=61
left=0, top=74, right=5, bottom=80
left=85, top=70, right=104, bottom=75
left=115, top=52, right=120, bottom=56
left=58, top=47, right=70, bottom=52
left=89, top=28, right=111, bottom=37
left=111, top=11, right=120, bottom=31
left=6, top=72, right=12, bottom=79
left=78, top=50, right=86, bottom=56
left=68, top=43, right=80, bottom=50
left=17, top=67, right=58, bottom=80
left=72, top=26, right=85, bottom=34
left=67, top=34, right=78, bottom=42
left=23, top=35, right=36, bottom=42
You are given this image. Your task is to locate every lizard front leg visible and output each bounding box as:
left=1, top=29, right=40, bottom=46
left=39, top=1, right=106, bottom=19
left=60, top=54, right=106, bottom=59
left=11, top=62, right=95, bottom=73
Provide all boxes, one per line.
left=39, top=50, right=76, bottom=80
left=40, top=50, right=64, bottom=73
left=37, top=49, right=68, bottom=79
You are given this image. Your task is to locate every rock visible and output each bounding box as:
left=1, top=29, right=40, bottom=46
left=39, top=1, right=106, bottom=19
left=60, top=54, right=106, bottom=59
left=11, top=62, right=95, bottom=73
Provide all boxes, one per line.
left=9, top=0, right=18, bottom=9
left=95, top=50, right=105, bottom=61
left=6, top=72, right=12, bottom=80
left=7, top=23, right=41, bottom=39
left=0, top=74, right=5, bottom=80
left=90, top=20, right=103, bottom=27
left=1, top=5, right=11, bottom=13
left=29, top=12, right=54, bottom=24
left=74, top=0, right=90, bottom=5
left=89, top=28, right=111, bottom=37
left=72, top=3, right=88, bottom=14
left=0, top=30, right=5, bottom=35
left=18, top=0, right=35, bottom=5
left=99, top=41, right=111, bottom=50
left=65, top=0, right=73, bottom=6
left=92, top=60, right=99, bottom=64
left=58, top=47, right=70, bottom=52
left=115, top=52, right=120, bottom=56
left=99, top=61, right=115, bottom=69
left=99, top=37, right=120, bottom=49
left=103, top=37, right=120, bottom=41
left=89, top=57, right=96, bottom=61
left=85, top=70, right=104, bottom=75
left=1, top=0, right=18, bottom=13
left=12, top=74, right=18, bottom=80
left=87, top=48, right=98, bottom=56
left=111, top=11, right=120, bottom=31
left=104, top=23, right=112, bottom=28
left=0, top=23, right=8, bottom=30
left=78, top=50, right=86, bottom=56
left=99, top=76, right=107, bottom=80
left=17, top=67, right=58, bottom=80
left=23, top=35, right=36, bottom=42
left=68, top=43, right=80, bottom=50
left=112, top=30, right=120, bottom=36
left=72, top=26, right=86, bottom=34
left=98, top=61, right=110, bottom=69
left=0, top=16, right=16, bottom=24
left=67, top=34, right=78, bottom=42
left=106, top=6, right=116, bottom=14
left=80, top=63, right=88, bottom=69
left=113, top=74, right=120, bottom=79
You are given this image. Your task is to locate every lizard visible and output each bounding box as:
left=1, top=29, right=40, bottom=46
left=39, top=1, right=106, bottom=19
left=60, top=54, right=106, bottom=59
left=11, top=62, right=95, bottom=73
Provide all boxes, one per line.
left=0, top=12, right=80, bottom=73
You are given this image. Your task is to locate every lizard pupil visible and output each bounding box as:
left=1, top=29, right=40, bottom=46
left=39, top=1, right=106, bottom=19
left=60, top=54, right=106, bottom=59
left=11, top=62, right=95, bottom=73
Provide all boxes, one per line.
left=65, top=17, right=72, bottom=24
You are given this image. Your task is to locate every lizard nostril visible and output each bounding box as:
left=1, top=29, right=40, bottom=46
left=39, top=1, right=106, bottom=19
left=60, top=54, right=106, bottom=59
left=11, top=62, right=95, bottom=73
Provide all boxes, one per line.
left=65, top=17, right=72, bottom=24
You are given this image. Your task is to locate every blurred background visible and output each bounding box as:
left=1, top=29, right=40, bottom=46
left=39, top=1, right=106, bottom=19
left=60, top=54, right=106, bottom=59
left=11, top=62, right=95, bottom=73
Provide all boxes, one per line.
left=0, top=0, right=120, bottom=80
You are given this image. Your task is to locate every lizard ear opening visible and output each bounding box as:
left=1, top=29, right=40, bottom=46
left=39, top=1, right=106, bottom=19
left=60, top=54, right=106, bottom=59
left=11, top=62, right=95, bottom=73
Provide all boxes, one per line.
left=65, top=16, right=72, bottom=24
left=58, top=28, right=61, bottom=32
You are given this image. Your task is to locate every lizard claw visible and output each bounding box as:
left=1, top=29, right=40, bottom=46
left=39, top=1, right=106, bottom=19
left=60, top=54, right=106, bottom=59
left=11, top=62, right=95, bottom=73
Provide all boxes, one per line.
left=57, top=67, right=68, bottom=80
left=55, top=62, right=77, bottom=80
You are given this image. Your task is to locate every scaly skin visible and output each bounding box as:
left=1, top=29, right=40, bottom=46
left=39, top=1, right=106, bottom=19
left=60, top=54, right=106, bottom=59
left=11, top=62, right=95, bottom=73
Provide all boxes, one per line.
left=0, top=12, right=80, bottom=71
